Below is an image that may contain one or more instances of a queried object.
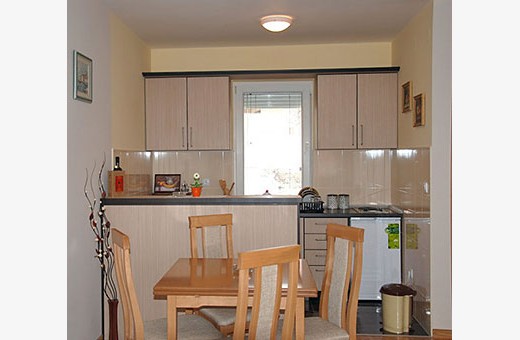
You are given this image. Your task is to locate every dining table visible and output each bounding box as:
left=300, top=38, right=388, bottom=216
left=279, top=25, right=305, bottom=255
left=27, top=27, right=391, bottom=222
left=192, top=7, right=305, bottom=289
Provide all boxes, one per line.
left=153, top=257, right=318, bottom=340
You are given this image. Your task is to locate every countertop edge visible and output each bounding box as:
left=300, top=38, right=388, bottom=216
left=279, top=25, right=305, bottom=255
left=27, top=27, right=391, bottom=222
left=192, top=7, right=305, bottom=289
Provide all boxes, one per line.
left=102, top=195, right=300, bottom=206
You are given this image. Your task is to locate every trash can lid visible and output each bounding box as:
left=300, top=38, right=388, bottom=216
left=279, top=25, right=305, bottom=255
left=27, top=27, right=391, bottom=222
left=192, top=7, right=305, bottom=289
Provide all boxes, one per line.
left=380, top=283, right=417, bottom=296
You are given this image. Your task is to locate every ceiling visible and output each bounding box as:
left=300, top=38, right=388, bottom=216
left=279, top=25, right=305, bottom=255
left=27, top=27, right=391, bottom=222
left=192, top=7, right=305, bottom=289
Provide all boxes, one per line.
left=103, top=0, right=430, bottom=48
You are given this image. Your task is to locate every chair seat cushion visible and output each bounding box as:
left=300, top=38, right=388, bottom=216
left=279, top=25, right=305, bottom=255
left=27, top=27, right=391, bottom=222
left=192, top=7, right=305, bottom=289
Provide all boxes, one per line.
left=303, top=317, right=350, bottom=340
left=144, top=315, right=223, bottom=339
left=199, top=307, right=251, bottom=326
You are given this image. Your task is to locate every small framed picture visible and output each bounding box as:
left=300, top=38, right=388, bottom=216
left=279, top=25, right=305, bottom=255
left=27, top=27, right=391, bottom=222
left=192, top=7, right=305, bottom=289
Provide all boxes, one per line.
left=154, top=174, right=181, bottom=194
left=402, top=81, right=412, bottom=113
left=413, top=93, right=425, bottom=127
left=73, top=50, right=93, bottom=103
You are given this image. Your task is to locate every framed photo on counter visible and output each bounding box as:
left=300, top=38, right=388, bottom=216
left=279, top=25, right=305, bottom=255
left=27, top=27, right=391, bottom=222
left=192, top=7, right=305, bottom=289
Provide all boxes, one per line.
left=154, top=174, right=181, bottom=194
left=73, top=50, right=93, bottom=103
left=413, top=93, right=425, bottom=127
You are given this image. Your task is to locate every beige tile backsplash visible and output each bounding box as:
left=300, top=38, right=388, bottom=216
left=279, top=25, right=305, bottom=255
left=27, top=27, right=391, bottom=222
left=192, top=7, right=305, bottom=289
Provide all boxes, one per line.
left=313, top=150, right=392, bottom=205
left=113, top=148, right=429, bottom=208
left=114, top=150, right=234, bottom=195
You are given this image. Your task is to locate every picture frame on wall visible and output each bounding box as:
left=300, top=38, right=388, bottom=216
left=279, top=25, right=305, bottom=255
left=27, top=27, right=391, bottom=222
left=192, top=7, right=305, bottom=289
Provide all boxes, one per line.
left=402, top=81, right=412, bottom=113
left=413, top=93, right=425, bottom=127
left=73, top=50, right=93, bottom=103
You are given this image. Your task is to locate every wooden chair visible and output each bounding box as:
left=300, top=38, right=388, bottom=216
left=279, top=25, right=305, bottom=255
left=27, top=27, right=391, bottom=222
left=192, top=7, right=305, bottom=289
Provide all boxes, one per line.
left=304, top=223, right=365, bottom=340
left=188, top=213, right=246, bottom=336
left=111, top=228, right=223, bottom=340
left=233, top=244, right=300, bottom=340
left=189, top=213, right=234, bottom=259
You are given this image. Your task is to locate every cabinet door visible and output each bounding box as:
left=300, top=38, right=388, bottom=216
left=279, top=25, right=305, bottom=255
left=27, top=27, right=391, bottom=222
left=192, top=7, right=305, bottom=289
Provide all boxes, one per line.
left=145, top=78, right=187, bottom=150
left=317, top=74, right=357, bottom=149
left=357, top=73, right=397, bottom=149
left=187, top=77, right=230, bottom=150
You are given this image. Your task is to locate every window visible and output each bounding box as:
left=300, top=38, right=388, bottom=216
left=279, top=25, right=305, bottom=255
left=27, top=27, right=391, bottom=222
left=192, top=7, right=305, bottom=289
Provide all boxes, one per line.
left=234, top=81, right=313, bottom=195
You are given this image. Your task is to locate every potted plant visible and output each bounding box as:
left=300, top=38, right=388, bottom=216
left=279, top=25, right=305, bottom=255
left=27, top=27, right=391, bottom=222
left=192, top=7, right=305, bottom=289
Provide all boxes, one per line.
left=191, top=172, right=203, bottom=197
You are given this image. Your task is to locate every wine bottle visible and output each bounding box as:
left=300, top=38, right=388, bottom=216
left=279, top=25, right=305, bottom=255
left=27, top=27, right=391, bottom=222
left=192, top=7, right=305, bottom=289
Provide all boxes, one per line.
left=114, top=156, right=123, bottom=171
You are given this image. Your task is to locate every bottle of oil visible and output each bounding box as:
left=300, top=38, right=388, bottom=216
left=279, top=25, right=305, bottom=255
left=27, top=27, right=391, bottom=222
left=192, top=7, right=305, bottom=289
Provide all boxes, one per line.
left=113, top=156, right=124, bottom=193
left=113, top=156, right=123, bottom=171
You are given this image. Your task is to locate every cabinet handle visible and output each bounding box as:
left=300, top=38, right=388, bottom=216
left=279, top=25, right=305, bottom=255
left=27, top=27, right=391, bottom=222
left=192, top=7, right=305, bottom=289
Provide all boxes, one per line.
left=360, top=124, right=364, bottom=146
left=182, top=127, right=185, bottom=148
left=313, top=222, right=328, bottom=226
left=352, top=125, right=355, bottom=146
left=314, top=254, right=326, bottom=258
left=190, top=127, right=193, bottom=147
left=314, top=238, right=326, bottom=242
left=315, top=268, right=326, bottom=272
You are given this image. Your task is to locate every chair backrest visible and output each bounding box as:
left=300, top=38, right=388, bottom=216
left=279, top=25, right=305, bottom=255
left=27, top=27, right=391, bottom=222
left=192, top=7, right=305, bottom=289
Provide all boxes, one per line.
left=112, top=228, right=145, bottom=340
left=188, top=213, right=234, bottom=258
left=319, top=224, right=364, bottom=337
left=233, top=244, right=300, bottom=340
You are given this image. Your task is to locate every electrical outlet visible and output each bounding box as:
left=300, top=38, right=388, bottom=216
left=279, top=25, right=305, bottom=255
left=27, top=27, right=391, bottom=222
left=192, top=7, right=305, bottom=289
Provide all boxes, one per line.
left=203, top=178, right=210, bottom=186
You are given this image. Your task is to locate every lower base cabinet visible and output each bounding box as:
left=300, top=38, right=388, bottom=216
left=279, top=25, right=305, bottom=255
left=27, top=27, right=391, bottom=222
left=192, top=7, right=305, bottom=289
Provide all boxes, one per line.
left=301, top=217, right=348, bottom=290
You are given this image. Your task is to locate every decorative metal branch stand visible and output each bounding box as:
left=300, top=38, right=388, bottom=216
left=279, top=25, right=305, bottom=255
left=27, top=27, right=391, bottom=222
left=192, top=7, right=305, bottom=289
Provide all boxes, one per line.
left=85, top=157, right=118, bottom=340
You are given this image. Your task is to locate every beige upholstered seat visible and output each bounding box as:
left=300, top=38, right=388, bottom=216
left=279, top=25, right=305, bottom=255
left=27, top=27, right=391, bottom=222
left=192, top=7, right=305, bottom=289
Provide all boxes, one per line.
left=188, top=214, right=249, bottom=336
left=111, top=228, right=223, bottom=340
left=232, top=244, right=300, bottom=340
left=303, top=223, right=365, bottom=340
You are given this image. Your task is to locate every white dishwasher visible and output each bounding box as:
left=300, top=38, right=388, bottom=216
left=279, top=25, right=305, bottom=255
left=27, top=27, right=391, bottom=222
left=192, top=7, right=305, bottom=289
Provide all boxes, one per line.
left=350, top=217, right=402, bottom=300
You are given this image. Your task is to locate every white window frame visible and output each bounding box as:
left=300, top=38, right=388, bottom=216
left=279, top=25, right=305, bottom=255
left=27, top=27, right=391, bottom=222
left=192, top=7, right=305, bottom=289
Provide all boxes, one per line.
left=233, top=80, right=313, bottom=195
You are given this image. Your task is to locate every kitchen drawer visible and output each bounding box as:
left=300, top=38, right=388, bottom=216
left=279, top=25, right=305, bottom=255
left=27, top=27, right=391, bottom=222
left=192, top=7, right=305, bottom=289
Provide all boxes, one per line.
left=305, top=249, right=327, bottom=266
left=309, top=265, right=326, bottom=290
left=304, top=218, right=348, bottom=234
left=305, top=234, right=328, bottom=249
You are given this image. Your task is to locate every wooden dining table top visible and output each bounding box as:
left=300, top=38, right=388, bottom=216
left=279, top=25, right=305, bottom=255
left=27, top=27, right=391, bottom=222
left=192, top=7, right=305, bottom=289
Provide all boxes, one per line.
left=153, top=258, right=318, bottom=299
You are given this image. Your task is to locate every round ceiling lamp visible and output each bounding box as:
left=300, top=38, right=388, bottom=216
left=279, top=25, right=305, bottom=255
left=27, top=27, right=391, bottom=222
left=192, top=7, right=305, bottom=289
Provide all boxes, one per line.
left=260, top=15, right=293, bottom=33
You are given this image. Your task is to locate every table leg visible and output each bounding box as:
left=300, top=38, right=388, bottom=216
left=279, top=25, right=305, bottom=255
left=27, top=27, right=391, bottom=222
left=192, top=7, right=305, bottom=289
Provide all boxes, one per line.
left=295, top=297, right=305, bottom=340
left=167, top=295, right=178, bottom=340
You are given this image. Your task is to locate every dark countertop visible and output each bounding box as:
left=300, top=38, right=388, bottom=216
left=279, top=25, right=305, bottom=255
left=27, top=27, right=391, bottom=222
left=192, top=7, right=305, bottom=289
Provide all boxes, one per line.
left=102, top=195, right=300, bottom=206
left=299, top=207, right=403, bottom=218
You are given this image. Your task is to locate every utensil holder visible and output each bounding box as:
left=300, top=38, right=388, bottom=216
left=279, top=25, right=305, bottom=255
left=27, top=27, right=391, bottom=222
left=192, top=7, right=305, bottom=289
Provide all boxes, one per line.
left=327, top=194, right=338, bottom=210
left=339, top=194, right=350, bottom=209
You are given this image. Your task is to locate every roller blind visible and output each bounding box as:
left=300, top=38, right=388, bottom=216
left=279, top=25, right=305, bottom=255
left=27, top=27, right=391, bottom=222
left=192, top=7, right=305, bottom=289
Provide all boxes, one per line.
left=243, top=92, right=303, bottom=113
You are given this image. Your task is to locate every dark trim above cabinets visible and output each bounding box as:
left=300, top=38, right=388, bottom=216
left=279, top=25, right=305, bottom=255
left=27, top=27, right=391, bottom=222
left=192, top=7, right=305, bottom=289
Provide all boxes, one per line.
left=142, top=66, right=400, bottom=78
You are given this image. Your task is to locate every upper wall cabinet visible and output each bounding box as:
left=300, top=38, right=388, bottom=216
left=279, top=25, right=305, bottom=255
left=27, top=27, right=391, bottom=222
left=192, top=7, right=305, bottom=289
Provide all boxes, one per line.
left=316, top=73, right=397, bottom=149
left=357, top=73, right=397, bottom=149
left=316, top=74, right=357, bottom=149
left=145, top=76, right=230, bottom=151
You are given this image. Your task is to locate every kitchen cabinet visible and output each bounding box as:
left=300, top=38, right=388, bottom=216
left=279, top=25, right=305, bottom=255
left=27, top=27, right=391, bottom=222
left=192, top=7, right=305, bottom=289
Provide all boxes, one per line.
left=316, top=74, right=357, bottom=149
left=316, top=73, right=397, bottom=149
left=145, top=76, right=230, bottom=150
left=145, top=77, right=187, bottom=150
left=301, top=217, right=348, bottom=290
left=357, top=73, right=397, bottom=149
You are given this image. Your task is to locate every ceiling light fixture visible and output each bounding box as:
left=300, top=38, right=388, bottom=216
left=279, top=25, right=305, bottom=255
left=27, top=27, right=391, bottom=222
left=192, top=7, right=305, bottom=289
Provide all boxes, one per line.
left=260, top=15, right=293, bottom=33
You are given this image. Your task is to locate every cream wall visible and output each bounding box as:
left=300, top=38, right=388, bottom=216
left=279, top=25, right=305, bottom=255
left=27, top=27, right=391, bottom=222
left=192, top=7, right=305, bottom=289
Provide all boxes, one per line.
left=392, top=2, right=433, bottom=148
left=392, top=0, right=452, bottom=333
left=111, top=14, right=151, bottom=150
left=151, top=42, right=392, bottom=71
left=429, top=0, right=452, bottom=332
left=68, top=0, right=112, bottom=338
